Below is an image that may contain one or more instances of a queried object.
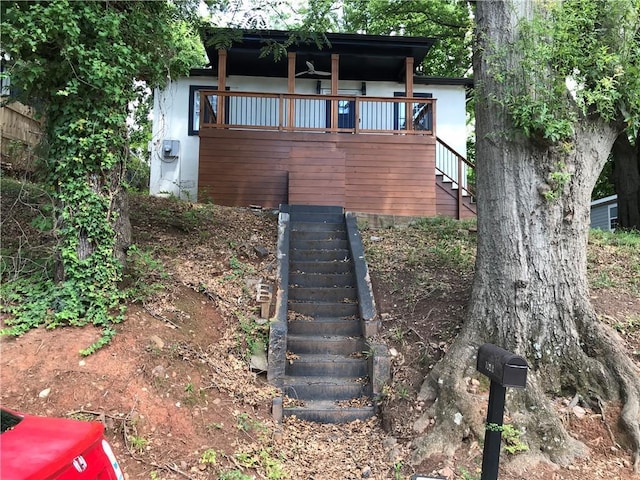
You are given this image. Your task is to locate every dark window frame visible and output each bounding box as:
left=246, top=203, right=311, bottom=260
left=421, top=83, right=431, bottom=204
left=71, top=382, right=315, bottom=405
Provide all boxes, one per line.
left=188, top=85, right=230, bottom=136
left=393, top=91, right=433, bottom=131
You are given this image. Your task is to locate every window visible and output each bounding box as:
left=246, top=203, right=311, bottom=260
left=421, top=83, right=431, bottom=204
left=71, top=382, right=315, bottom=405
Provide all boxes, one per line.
left=323, top=89, right=358, bottom=129
left=394, top=92, right=433, bottom=131
left=188, top=85, right=217, bottom=136
left=337, top=99, right=356, bottom=128
left=609, top=204, right=618, bottom=231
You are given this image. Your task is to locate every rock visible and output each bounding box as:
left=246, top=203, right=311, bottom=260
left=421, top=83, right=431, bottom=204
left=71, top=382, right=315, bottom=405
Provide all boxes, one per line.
left=439, top=466, right=455, bottom=478
left=382, top=437, right=397, bottom=449
left=254, top=245, right=269, bottom=257
left=386, top=446, right=401, bottom=463
left=369, top=236, right=383, bottom=242
left=572, top=405, right=586, bottom=419
left=78, top=360, right=86, bottom=367
left=250, top=341, right=268, bottom=372
left=149, top=335, right=164, bottom=350
left=245, top=278, right=262, bottom=290
left=151, top=365, right=165, bottom=377
left=361, top=465, right=371, bottom=478
left=38, top=388, right=51, bottom=399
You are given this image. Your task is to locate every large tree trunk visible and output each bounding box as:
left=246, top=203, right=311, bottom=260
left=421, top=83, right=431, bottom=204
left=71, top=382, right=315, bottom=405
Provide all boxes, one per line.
left=612, top=131, right=640, bottom=230
left=411, top=0, right=640, bottom=471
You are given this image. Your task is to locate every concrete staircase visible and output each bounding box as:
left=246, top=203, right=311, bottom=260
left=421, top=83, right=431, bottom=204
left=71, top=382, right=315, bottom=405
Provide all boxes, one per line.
left=278, top=205, right=376, bottom=423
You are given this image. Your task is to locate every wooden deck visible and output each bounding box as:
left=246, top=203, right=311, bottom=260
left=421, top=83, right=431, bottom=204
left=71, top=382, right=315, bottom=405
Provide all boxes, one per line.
left=198, top=129, right=437, bottom=217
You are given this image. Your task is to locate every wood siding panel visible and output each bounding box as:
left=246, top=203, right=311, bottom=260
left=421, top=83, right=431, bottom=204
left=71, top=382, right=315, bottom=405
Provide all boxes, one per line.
left=343, top=137, right=435, bottom=216
left=199, top=129, right=437, bottom=215
left=289, top=145, right=345, bottom=206
left=199, top=129, right=288, bottom=207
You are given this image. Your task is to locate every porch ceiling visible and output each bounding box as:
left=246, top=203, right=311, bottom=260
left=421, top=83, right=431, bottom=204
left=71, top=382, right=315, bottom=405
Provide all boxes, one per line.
left=202, top=29, right=436, bottom=82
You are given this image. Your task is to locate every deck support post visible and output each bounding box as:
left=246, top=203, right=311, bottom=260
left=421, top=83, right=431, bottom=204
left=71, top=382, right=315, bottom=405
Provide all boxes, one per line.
left=287, top=52, right=296, bottom=129
left=331, top=54, right=339, bottom=131
left=217, top=49, right=227, bottom=126
left=405, top=57, right=414, bottom=131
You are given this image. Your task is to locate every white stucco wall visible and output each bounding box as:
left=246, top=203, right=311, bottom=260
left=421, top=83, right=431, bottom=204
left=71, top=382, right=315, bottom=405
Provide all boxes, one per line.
left=149, top=73, right=468, bottom=200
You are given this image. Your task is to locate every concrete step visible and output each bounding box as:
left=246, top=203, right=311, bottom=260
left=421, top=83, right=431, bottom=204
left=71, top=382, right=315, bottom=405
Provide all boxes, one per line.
left=290, top=260, right=353, bottom=275
left=283, top=376, right=370, bottom=401
left=290, top=248, right=351, bottom=262
left=287, top=316, right=361, bottom=336
left=283, top=399, right=375, bottom=423
left=287, top=205, right=344, bottom=215
left=291, top=221, right=345, bottom=233
left=287, top=334, right=367, bottom=355
left=289, top=238, right=349, bottom=251
left=288, top=301, right=358, bottom=318
left=285, top=354, right=368, bottom=377
left=289, top=272, right=355, bottom=288
left=290, top=229, right=348, bottom=242
left=288, top=286, right=357, bottom=303
left=289, top=212, right=346, bottom=224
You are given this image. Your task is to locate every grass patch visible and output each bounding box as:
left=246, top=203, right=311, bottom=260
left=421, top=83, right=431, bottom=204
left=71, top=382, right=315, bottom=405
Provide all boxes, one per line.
left=588, top=229, right=640, bottom=294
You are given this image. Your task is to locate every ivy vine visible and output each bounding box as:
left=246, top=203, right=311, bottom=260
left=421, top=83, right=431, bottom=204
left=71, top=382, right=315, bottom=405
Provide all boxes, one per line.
left=487, top=0, right=640, bottom=144
left=0, top=1, right=204, bottom=353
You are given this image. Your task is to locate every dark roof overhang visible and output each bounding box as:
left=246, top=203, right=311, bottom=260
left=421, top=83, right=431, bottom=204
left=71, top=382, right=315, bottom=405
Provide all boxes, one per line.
left=201, top=29, right=436, bottom=82
left=414, top=76, right=474, bottom=87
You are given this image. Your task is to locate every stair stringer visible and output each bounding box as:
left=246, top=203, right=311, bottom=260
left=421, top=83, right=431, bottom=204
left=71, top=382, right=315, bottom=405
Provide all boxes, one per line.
left=345, top=212, right=391, bottom=401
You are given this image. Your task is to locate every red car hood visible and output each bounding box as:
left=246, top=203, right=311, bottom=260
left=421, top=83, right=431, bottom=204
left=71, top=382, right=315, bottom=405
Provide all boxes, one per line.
left=1, top=412, right=105, bottom=480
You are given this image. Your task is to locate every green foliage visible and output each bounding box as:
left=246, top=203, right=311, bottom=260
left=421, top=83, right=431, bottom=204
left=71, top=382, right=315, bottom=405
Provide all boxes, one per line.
left=458, top=467, right=480, bottom=480
left=0, top=1, right=205, bottom=351
left=488, top=0, right=640, bottom=143
left=199, top=448, right=218, bottom=465
left=392, top=461, right=403, bottom=480
left=486, top=423, right=529, bottom=455
left=614, top=314, right=640, bottom=335
left=122, top=245, right=168, bottom=302
left=413, top=217, right=477, bottom=270
left=0, top=271, right=124, bottom=355
left=542, top=163, right=573, bottom=202
left=236, top=313, right=269, bottom=360
left=588, top=228, right=640, bottom=293
left=592, top=159, right=615, bottom=200
left=340, top=0, right=473, bottom=77
left=234, top=446, right=286, bottom=479
left=235, top=412, right=267, bottom=434
left=218, top=471, right=254, bottom=480
left=128, top=434, right=148, bottom=455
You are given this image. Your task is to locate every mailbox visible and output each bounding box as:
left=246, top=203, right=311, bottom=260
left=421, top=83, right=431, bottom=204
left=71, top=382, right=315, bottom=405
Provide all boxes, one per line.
left=476, top=343, right=528, bottom=388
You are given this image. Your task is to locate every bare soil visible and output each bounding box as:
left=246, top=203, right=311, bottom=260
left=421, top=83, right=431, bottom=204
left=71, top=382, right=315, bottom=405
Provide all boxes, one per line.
left=1, top=190, right=639, bottom=480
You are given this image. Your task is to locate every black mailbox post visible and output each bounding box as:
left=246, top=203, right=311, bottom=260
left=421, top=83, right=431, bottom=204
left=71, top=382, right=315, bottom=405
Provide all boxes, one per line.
left=476, top=344, right=528, bottom=480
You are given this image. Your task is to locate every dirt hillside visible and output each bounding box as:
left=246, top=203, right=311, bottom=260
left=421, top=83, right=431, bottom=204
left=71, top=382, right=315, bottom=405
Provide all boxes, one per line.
left=1, top=186, right=639, bottom=480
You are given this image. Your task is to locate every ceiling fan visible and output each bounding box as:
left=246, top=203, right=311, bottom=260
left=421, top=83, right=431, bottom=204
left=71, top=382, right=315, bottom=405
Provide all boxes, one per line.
left=295, top=61, right=331, bottom=77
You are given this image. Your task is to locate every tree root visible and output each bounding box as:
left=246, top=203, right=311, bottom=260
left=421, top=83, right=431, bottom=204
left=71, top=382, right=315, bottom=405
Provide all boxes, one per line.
left=576, top=318, right=640, bottom=474
left=409, top=320, right=640, bottom=474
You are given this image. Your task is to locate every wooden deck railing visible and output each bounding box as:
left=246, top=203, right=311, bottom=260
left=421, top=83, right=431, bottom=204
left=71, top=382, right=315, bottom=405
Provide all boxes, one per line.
left=436, top=137, right=476, bottom=218
left=199, top=90, right=436, bottom=135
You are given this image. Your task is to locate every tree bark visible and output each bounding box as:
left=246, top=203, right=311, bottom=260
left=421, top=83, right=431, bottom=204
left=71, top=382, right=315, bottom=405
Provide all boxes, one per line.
left=612, top=131, right=640, bottom=230
left=410, top=0, right=640, bottom=471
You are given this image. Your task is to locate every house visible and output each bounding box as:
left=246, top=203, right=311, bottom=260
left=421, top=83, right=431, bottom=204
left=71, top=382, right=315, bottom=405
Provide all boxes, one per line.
left=590, top=195, right=618, bottom=231
left=149, top=29, right=474, bottom=218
